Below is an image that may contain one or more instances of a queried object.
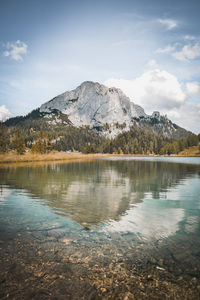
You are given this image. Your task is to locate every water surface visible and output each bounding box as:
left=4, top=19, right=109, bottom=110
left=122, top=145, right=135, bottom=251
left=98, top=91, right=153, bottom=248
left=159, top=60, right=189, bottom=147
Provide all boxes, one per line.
left=0, top=157, right=200, bottom=299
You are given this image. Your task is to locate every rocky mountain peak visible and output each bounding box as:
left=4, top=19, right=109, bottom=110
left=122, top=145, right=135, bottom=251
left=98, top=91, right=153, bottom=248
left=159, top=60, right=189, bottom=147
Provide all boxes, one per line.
left=5, top=81, right=189, bottom=141
left=40, top=81, right=148, bottom=135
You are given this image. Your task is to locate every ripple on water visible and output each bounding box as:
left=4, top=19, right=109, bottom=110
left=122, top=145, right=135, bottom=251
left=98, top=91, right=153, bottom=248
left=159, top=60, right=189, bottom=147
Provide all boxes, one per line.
left=0, top=158, right=200, bottom=299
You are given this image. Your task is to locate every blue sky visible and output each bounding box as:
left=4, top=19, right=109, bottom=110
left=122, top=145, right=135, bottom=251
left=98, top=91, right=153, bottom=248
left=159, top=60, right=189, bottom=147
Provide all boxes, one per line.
left=0, top=0, right=200, bottom=133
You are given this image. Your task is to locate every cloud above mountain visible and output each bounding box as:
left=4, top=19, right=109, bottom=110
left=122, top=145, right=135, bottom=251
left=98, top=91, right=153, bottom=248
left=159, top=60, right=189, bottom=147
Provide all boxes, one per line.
left=156, top=45, right=176, bottom=54
left=172, top=43, right=200, bottom=61
left=104, top=70, right=200, bottom=133
left=186, top=82, right=200, bottom=96
left=105, top=69, right=186, bottom=113
left=0, top=0, right=200, bottom=134
left=0, top=105, right=12, bottom=121
left=3, top=40, right=28, bottom=61
left=158, top=18, right=178, bottom=30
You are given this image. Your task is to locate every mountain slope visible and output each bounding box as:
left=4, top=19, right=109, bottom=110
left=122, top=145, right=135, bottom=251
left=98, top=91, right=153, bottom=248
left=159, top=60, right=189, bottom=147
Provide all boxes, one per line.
left=5, top=81, right=190, bottom=146
left=40, top=81, right=147, bottom=129
left=37, top=81, right=189, bottom=139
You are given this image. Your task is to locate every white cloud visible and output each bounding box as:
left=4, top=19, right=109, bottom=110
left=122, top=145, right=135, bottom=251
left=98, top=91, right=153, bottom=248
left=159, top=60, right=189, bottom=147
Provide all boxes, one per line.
left=196, top=103, right=200, bottom=110
left=170, top=103, right=200, bottom=133
left=186, top=82, right=200, bottom=96
left=104, top=69, right=186, bottom=113
left=147, top=59, right=159, bottom=69
left=156, top=44, right=175, bottom=54
left=0, top=105, right=12, bottom=121
left=173, top=43, right=200, bottom=61
left=184, top=35, right=196, bottom=41
left=158, top=18, right=178, bottom=30
left=3, top=40, right=28, bottom=61
left=167, top=110, right=181, bottom=119
left=104, top=71, right=200, bottom=133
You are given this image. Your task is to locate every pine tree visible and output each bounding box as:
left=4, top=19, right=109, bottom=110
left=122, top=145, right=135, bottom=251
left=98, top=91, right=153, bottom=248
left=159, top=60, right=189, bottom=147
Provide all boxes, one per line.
left=14, top=129, right=25, bottom=155
left=0, top=122, right=8, bottom=153
left=187, top=133, right=199, bottom=147
left=82, top=143, right=96, bottom=154
left=31, top=129, right=53, bottom=154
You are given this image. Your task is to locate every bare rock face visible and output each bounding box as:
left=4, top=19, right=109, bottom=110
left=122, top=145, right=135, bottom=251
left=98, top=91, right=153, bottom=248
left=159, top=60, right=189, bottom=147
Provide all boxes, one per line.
left=40, top=81, right=148, bottom=129
left=39, top=81, right=185, bottom=139
left=5, top=81, right=189, bottom=140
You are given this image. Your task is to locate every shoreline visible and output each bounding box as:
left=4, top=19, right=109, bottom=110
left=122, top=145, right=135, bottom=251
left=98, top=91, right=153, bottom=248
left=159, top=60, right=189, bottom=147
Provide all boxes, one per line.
left=0, top=151, right=200, bottom=166
left=0, top=152, right=109, bottom=166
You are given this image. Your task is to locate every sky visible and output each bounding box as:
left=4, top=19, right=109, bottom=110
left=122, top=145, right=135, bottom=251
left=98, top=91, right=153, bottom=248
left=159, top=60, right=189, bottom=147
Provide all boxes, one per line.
left=0, top=0, right=200, bottom=133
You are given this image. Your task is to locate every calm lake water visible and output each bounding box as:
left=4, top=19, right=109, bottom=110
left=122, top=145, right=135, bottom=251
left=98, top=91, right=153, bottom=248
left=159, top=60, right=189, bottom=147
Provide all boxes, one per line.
left=0, top=157, right=200, bottom=299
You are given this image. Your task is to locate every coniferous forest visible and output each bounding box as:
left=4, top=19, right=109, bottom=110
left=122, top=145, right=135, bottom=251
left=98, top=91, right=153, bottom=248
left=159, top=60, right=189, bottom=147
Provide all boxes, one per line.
left=1, top=114, right=199, bottom=155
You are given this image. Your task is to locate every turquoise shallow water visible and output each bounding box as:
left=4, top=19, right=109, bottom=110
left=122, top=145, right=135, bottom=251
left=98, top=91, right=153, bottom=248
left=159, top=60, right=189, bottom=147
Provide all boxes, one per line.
left=0, top=157, right=200, bottom=299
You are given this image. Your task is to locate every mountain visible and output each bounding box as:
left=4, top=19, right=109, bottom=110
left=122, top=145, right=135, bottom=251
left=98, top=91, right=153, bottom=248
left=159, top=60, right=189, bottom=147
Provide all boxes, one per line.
left=4, top=81, right=190, bottom=154
left=40, top=81, right=147, bottom=132
left=38, top=81, right=188, bottom=139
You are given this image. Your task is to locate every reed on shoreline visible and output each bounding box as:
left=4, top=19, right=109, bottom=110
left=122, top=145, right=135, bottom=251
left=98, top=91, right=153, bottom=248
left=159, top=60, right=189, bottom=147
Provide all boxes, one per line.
left=0, top=151, right=109, bottom=164
left=0, top=148, right=199, bottom=165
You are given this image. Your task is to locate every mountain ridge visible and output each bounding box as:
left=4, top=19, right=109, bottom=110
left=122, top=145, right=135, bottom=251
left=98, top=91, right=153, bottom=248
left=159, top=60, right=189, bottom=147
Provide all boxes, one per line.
left=5, top=81, right=190, bottom=143
left=40, top=81, right=149, bottom=136
left=36, top=80, right=187, bottom=139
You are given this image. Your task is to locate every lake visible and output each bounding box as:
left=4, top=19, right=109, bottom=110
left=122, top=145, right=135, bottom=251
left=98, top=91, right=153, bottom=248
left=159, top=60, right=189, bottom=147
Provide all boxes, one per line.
left=0, top=157, right=200, bottom=299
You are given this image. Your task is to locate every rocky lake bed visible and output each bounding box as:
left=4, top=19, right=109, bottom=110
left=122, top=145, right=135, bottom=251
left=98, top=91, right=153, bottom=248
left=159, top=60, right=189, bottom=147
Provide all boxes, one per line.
left=0, top=157, right=200, bottom=299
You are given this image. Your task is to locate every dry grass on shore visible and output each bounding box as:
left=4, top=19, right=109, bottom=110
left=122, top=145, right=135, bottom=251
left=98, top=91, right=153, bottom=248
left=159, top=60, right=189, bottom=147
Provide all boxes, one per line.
left=0, top=151, right=108, bottom=165
left=0, top=148, right=200, bottom=166
left=178, top=145, right=200, bottom=157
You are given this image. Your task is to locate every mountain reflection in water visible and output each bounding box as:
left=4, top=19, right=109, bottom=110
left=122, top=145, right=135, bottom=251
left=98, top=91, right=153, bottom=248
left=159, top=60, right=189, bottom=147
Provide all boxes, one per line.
left=1, top=158, right=200, bottom=299
left=0, top=159, right=200, bottom=242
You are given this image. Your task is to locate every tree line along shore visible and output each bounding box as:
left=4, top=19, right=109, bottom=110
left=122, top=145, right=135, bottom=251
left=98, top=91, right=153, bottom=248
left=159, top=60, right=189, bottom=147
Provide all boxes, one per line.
left=0, top=122, right=200, bottom=163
